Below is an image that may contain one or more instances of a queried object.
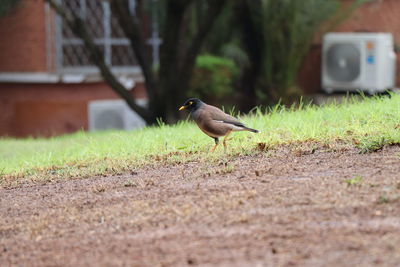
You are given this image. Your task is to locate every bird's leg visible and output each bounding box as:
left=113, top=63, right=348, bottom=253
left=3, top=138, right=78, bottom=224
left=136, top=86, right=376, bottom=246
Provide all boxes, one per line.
left=223, top=131, right=232, bottom=152
left=211, top=138, right=219, bottom=152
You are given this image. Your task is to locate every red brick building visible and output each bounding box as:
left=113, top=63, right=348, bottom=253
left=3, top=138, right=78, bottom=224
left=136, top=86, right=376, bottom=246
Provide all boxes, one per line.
left=0, top=0, right=146, bottom=137
left=0, top=0, right=399, bottom=137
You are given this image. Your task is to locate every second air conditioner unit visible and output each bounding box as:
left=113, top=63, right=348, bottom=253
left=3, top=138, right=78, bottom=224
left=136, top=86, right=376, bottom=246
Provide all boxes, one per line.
left=88, top=99, right=147, bottom=131
left=322, top=32, right=396, bottom=94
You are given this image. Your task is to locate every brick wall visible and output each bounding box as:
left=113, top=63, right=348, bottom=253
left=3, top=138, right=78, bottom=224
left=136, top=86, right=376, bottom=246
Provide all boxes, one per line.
left=336, top=0, right=400, bottom=42
left=0, top=0, right=47, bottom=72
left=0, top=82, right=147, bottom=137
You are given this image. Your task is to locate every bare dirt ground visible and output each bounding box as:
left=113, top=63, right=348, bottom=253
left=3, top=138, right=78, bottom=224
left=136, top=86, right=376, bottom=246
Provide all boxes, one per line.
left=1, top=146, right=400, bottom=267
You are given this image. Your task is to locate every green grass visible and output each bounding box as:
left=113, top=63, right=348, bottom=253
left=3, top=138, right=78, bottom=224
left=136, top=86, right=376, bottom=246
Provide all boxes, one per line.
left=344, top=175, right=363, bottom=186
left=1, top=94, right=400, bottom=184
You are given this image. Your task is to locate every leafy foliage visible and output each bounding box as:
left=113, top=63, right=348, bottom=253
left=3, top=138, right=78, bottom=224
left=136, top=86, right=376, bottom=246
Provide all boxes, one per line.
left=257, top=0, right=339, bottom=100
left=206, top=0, right=369, bottom=107
left=189, top=54, right=238, bottom=99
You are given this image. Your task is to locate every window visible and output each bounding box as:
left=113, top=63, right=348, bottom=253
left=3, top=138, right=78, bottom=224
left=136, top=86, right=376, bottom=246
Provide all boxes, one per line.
left=56, top=0, right=138, bottom=73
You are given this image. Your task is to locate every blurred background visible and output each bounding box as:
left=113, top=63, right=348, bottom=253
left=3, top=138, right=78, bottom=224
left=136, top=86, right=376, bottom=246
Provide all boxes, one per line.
left=0, top=0, right=399, bottom=138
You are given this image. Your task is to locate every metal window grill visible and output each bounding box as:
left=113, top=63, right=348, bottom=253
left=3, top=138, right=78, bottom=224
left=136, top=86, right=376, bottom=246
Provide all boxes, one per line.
left=56, top=0, right=138, bottom=73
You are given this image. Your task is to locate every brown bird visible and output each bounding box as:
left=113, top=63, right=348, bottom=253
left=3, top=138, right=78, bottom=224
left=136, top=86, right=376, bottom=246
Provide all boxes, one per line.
left=179, top=98, right=259, bottom=152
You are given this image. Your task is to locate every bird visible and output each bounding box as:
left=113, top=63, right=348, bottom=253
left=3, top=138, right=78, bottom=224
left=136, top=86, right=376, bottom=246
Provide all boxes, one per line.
left=179, top=98, right=259, bottom=152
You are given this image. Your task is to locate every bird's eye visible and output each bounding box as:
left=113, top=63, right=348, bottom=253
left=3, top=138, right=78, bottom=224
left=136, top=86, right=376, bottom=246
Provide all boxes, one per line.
left=189, top=101, right=193, bottom=105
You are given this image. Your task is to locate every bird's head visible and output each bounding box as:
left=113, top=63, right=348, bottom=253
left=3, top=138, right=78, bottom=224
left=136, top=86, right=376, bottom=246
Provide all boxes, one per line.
left=179, top=98, right=203, bottom=112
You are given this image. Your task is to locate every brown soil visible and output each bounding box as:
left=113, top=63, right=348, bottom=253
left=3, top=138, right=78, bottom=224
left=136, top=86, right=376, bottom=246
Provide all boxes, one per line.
left=1, top=146, right=400, bottom=266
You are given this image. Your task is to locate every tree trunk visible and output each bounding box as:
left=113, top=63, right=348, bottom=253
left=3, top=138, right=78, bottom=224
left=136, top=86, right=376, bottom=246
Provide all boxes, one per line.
left=235, top=0, right=262, bottom=111
left=158, top=0, right=227, bottom=123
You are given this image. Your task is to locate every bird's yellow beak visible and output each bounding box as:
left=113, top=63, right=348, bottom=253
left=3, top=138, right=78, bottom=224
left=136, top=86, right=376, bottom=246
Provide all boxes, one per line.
left=178, top=106, right=186, bottom=111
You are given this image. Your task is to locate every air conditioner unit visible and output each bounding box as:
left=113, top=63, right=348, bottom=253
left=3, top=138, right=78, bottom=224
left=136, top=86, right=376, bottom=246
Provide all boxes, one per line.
left=322, top=32, right=396, bottom=94
left=88, top=99, right=146, bottom=131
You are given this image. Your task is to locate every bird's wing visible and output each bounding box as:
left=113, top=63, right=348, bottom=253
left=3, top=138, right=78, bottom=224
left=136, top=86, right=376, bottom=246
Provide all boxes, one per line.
left=205, top=105, right=245, bottom=127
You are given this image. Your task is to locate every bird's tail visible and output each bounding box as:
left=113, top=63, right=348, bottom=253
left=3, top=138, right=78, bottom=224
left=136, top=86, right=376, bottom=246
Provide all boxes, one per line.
left=244, top=127, right=260, bottom=133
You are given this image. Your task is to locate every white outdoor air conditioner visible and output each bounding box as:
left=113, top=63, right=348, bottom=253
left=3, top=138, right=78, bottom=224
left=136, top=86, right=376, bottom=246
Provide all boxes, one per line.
left=88, top=99, right=146, bottom=131
left=322, top=32, right=396, bottom=94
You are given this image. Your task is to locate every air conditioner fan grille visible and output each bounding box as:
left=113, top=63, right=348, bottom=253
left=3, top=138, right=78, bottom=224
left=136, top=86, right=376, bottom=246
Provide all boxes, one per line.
left=326, top=43, right=360, bottom=82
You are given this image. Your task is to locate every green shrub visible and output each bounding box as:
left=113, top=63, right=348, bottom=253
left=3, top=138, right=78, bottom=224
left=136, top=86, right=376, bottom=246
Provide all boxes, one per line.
left=189, top=54, right=238, bottom=99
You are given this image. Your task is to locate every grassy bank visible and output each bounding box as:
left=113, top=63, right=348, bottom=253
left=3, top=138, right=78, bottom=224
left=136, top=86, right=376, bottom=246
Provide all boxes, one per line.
left=1, top=94, right=400, bottom=184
